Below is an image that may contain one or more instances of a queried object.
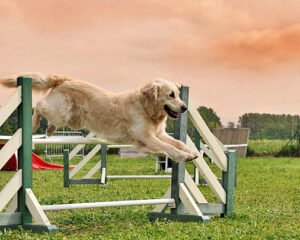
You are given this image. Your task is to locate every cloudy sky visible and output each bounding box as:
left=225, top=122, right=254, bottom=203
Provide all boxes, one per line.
left=1, top=0, right=300, bottom=124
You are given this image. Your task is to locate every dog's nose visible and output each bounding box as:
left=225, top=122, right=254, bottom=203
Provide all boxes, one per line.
left=181, top=104, right=187, bottom=113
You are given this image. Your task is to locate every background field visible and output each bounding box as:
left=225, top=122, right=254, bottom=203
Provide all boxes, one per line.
left=247, top=140, right=288, bottom=156
left=0, top=152, right=299, bottom=240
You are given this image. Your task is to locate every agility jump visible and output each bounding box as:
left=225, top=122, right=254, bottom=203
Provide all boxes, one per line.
left=0, top=77, right=236, bottom=233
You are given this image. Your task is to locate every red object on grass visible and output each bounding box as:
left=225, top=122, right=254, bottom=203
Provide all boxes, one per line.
left=32, top=153, right=75, bottom=170
left=1, top=153, right=18, bottom=171
left=1, top=144, right=75, bottom=171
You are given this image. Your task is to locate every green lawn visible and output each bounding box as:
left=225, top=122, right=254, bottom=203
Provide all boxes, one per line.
left=0, top=155, right=299, bottom=240
left=247, top=140, right=289, bottom=156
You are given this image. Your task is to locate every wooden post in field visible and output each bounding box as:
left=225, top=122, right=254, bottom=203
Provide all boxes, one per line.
left=63, top=150, right=70, bottom=188
left=17, top=77, right=33, bottom=226
left=222, top=150, right=236, bottom=217
left=170, top=86, right=189, bottom=215
left=100, top=144, right=107, bottom=184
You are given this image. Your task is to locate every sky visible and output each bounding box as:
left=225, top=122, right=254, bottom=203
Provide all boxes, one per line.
left=1, top=0, right=300, bottom=125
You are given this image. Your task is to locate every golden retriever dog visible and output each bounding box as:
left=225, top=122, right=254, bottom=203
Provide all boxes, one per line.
left=1, top=73, right=198, bottom=162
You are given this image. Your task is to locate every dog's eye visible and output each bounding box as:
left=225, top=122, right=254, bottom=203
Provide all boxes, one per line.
left=169, top=91, right=175, bottom=98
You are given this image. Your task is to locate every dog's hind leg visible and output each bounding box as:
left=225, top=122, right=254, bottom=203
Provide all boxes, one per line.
left=32, top=110, right=42, bottom=133
left=46, top=124, right=56, bottom=136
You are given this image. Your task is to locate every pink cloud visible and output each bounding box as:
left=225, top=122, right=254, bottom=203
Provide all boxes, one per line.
left=210, top=24, right=300, bottom=69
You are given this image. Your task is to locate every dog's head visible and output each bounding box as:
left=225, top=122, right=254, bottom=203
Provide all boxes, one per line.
left=141, top=78, right=187, bottom=119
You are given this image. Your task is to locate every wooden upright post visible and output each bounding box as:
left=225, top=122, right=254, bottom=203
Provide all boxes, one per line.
left=63, top=150, right=70, bottom=188
left=17, top=77, right=57, bottom=233
left=100, top=144, right=107, bottom=184
left=17, top=77, right=33, bottom=226
left=170, top=86, right=189, bottom=214
left=222, top=150, right=236, bottom=217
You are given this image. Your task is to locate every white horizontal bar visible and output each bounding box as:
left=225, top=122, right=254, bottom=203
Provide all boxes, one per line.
left=199, top=143, right=247, bottom=149
left=33, top=138, right=112, bottom=145
left=108, top=144, right=133, bottom=149
left=0, top=135, right=45, bottom=140
left=0, top=135, right=134, bottom=148
left=33, top=139, right=133, bottom=147
left=41, top=198, right=175, bottom=211
left=224, top=144, right=248, bottom=148
left=107, top=175, right=172, bottom=179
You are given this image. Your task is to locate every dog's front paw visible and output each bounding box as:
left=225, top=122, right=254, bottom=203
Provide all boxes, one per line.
left=173, top=153, right=197, bottom=162
left=192, top=150, right=200, bottom=159
left=186, top=153, right=199, bottom=162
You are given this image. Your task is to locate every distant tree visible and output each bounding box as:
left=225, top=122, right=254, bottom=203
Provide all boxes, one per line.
left=0, top=110, right=18, bottom=135
left=165, top=106, right=221, bottom=137
left=197, top=106, right=222, bottom=129
left=238, top=113, right=299, bottom=140
left=227, top=121, right=235, bottom=128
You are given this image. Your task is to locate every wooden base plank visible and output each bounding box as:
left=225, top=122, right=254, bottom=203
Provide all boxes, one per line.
left=69, top=179, right=102, bottom=185
left=23, top=224, right=58, bottom=233
left=148, top=212, right=209, bottom=223
left=0, top=213, right=22, bottom=226
left=198, top=203, right=225, bottom=215
left=0, top=224, right=20, bottom=231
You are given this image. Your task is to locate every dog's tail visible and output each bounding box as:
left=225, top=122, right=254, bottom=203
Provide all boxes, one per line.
left=0, top=72, right=71, bottom=92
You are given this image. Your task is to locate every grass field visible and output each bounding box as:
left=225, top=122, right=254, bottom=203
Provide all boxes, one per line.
left=247, top=140, right=288, bottom=156
left=0, top=155, right=299, bottom=240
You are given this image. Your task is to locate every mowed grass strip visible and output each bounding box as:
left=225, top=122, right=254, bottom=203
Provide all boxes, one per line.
left=0, top=155, right=299, bottom=240
left=248, top=140, right=288, bottom=156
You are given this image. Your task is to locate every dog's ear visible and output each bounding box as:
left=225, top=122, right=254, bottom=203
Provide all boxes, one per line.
left=175, top=82, right=181, bottom=90
left=141, top=82, right=160, bottom=101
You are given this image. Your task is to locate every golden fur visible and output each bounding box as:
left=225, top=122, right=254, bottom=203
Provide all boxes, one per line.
left=0, top=73, right=198, bottom=161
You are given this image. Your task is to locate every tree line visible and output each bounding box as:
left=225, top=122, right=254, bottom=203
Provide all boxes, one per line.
left=238, top=113, right=300, bottom=140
